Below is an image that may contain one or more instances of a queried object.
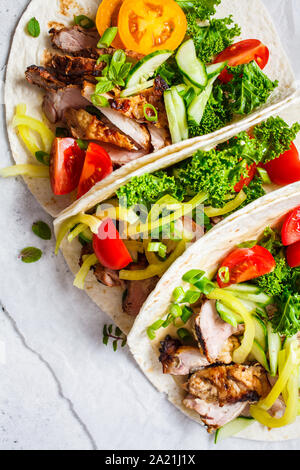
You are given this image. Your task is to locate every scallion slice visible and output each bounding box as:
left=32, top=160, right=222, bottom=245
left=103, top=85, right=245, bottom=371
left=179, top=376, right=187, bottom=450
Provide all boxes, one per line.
left=143, top=104, right=158, bottom=122
left=97, top=27, right=118, bottom=48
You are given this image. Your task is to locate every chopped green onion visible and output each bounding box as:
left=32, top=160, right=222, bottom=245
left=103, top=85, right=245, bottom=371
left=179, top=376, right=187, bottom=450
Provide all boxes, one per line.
left=193, top=277, right=216, bottom=295
left=177, top=328, right=192, bottom=341
left=173, top=286, right=185, bottom=302
left=237, top=240, right=257, bottom=248
left=91, top=94, right=110, bottom=107
left=143, top=104, right=158, bottom=122
left=147, top=327, right=156, bottom=340
left=170, top=303, right=182, bottom=319
left=147, top=242, right=167, bottom=258
left=76, top=139, right=89, bottom=150
left=74, top=15, right=95, bottom=30
left=181, top=306, right=194, bottom=323
left=97, top=27, right=118, bottom=48
left=218, top=266, right=230, bottom=284
left=182, top=290, right=201, bottom=304
left=257, top=167, right=272, bottom=184
left=182, top=270, right=205, bottom=283
left=150, top=319, right=165, bottom=330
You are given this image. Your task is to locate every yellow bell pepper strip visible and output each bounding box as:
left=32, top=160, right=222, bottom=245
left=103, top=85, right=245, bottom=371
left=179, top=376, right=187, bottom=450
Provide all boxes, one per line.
left=55, top=214, right=101, bottom=255
left=250, top=367, right=299, bottom=428
left=13, top=114, right=55, bottom=153
left=204, top=190, right=247, bottom=218
left=67, top=223, right=87, bottom=243
left=0, top=164, right=49, bottom=178
left=128, top=192, right=207, bottom=238
left=73, top=254, right=98, bottom=289
left=15, top=105, right=40, bottom=157
left=278, top=349, right=289, bottom=404
left=119, top=240, right=186, bottom=280
left=206, top=288, right=255, bottom=364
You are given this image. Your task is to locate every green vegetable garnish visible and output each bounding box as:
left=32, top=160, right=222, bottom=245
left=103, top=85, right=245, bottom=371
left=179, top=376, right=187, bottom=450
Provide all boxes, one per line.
left=74, top=15, right=95, bottom=30
left=143, top=104, right=158, bottom=122
left=35, top=151, right=50, bottom=166
left=32, top=221, right=51, bottom=240
left=97, top=27, right=118, bottom=48
left=20, top=247, right=42, bottom=263
left=27, top=17, right=40, bottom=38
left=76, top=140, right=89, bottom=150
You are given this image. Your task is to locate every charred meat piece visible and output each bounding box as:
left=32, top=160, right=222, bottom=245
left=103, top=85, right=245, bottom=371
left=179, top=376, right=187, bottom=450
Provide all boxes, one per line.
left=49, top=25, right=99, bottom=56
left=110, top=95, right=150, bottom=121
left=64, top=108, right=138, bottom=151
left=185, top=364, right=270, bottom=405
left=25, top=65, right=66, bottom=91
left=194, top=300, right=242, bottom=363
left=93, top=264, right=126, bottom=288
left=159, top=336, right=209, bottom=375
left=183, top=394, right=248, bottom=431
left=50, top=55, right=107, bottom=83
left=123, top=276, right=159, bottom=316
left=43, top=86, right=90, bottom=123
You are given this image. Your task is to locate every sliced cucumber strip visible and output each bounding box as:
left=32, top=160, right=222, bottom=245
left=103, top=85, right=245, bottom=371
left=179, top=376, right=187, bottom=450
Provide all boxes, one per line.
left=174, top=84, right=187, bottom=95
left=206, top=61, right=227, bottom=78
left=267, top=323, right=281, bottom=376
left=164, top=90, right=181, bottom=144
left=216, top=301, right=243, bottom=327
left=187, top=75, right=218, bottom=126
left=225, top=284, right=273, bottom=306
left=214, top=417, right=254, bottom=443
left=126, top=50, right=173, bottom=88
left=251, top=339, right=270, bottom=371
left=176, top=39, right=207, bottom=88
left=120, top=79, right=155, bottom=98
left=253, top=315, right=267, bottom=351
left=183, top=77, right=202, bottom=95
left=79, top=227, right=93, bottom=244
left=171, top=88, right=188, bottom=141
left=224, top=283, right=261, bottom=295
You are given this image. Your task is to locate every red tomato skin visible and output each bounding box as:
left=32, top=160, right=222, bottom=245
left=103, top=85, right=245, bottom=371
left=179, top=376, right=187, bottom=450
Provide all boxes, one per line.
left=50, top=138, right=86, bottom=195
left=214, top=39, right=269, bottom=83
left=234, top=163, right=257, bottom=193
left=77, top=143, right=113, bottom=199
left=281, top=206, right=300, bottom=246
left=93, top=218, right=132, bottom=270
left=217, top=245, right=276, bottom=288
left=263, top=143, right=300, bottom=186
left=286, top=241, right=300, bottom=268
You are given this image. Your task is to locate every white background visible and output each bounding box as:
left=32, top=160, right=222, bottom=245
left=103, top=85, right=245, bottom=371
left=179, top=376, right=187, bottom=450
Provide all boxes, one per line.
left=0, top=0, right=299, bottom=451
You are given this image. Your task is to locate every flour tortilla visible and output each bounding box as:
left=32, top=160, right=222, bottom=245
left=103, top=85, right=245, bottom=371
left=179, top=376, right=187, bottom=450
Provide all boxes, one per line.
left=5, top=0, right=297, bottom=216
left=127, top=182, right=300, bottom=442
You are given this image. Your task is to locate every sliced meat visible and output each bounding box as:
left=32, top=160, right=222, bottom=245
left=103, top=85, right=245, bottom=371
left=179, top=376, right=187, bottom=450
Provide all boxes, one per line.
left=122, top=276, right=159, bottom=316
left=42, top=86, right=90, bottom=123
left=82, top=81, right=151, bottom=151
left=183, top=394, right=248, bottom=431
left=194, top=300, right=241, bottom=363
left=159, top=336, right=209, bottom=375
left=147, top=125, right=170, bottom=152
left=93, top=264, right=126, bottom=288
left=50, top=55, right=106, bottom=82
left=185, top=364, right=270, bottom=405
left=50, top=26, right=99, bottom=55
left=97, top=143, right=146, bottom=167
left=110, top=95, right=149, bottom=121
left=25, top=65, right=66, bottom=91
left=64, top=108, right=138, bottom=151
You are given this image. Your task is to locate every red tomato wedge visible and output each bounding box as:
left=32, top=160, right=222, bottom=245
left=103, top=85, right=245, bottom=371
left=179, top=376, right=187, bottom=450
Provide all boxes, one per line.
left=50, top=138, right=86, bottom=195
left=77, top=143, right=113, bottom=199
left=234, top=163, right=257, bottom=193
left=217, top=245, right=276, bottom=288
left=214, top=39, right=269, bottom=83
left=281, top=206, right=300, bottom=246
left=263, top=142, right=300, bottom=186
left=286, top=241, right=300, bottom=268
left=93, top=218, right=133, bottom=270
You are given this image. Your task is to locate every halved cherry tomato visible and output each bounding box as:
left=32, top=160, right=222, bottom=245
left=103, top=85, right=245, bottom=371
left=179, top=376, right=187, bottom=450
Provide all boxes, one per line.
left=281, top=206, right=300, bottom=246
left=93, top=218, right=133, bottom=270
left=286, top=241, right=300, bottom=268
left=96, top=0, right=125, bottom=49
left=263, top=142, right=300, bottom=186
left=77, top=143, right=113, bottom=199
left=214, top=39, right=269, bottom=83
left=118, top=0, right=187, bottom=55
left=50, top=138, right=86, bottom=195
left=234, top=163, right=257, bottom=193
left=217, top=245, right=275, bottom=288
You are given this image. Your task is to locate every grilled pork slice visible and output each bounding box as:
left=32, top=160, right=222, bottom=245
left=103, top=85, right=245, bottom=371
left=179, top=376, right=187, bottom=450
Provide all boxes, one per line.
left=50, top=26, right=99, bottom=56
left=25, top=65, right=66, bottom=90
left=43, top=87, right=90, bottom=123
left=64, top=108, right=139, bottom=151
left=96, top=143, right=146, bottom=167
left=82, top=82, right=151, bottom=151
left=194, top=300, right=243, bottom=363
left=159, top=336, right=209, bottom=375
left=50, top=55, right=106, bottom=83
left=93, top=264, right=126, bottom=288
left=147, top=125, right=170, bottom=152
left=185, top=364, right=270, bottom=405
left=123, top=276, right=159, bottom=316
left=183, top=395, right=248, bottom=431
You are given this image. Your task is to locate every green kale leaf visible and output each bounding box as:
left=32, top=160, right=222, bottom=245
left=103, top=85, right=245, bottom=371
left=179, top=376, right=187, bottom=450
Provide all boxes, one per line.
left=176, top=0, right=221, bottom=20
left=271, top=291, right=300, bottom=337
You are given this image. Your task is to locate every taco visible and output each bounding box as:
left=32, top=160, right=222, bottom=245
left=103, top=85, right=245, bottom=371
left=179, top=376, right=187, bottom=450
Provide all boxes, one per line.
left=53, top=104, right=300, bottom=336
left=3, top=0, right=297, bottom=216
left=127, top=183, right=300, bottom=442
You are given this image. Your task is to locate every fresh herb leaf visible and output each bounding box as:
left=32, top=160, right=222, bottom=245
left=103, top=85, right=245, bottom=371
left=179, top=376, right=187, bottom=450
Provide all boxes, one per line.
left=20, top=247, right=42, bottom=263
left=74, top=15, right=95, bottom=29
left=176, top=0, right=221, bottom=20
left=35, top=151, right=50, bottom=166
left=32, top=221, right=51, bottom=240
left=272, top=292, right=300, bottom=337
left=102, top=324, right=127, bottom=350
left=76, top=140, right=89, bottom=150
left=27, top=17, right=40, bottom=38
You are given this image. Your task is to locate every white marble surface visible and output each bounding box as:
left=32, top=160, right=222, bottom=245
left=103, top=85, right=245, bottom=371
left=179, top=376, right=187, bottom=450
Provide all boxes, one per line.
left=0, top=0, right=300, bottom=451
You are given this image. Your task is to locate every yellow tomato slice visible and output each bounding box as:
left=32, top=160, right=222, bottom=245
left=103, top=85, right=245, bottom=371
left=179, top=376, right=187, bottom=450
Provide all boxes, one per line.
left=118, top=0, right=187, bottom=54
left=96, top=0, right=125, bottom=49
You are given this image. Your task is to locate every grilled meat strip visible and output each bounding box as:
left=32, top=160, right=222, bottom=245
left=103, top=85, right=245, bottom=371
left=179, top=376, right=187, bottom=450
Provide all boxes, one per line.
left=183, top=394, right=248, bottom=431
left=79, top=245, right=125, bottom=288
left=64, top=108, right=139, bottom=151
left=50, top=25, right=100, bottom=56
left=95, top=142, right=146, bottom=167
left=25, top=65, right=66, bottom=90
left=185, top=363, right=270, bottom=405
left=49, top=55, right=107, bottom=83
left=43, top=86, right=90, bottom=123
left=159, top=336, right=209, bottom=375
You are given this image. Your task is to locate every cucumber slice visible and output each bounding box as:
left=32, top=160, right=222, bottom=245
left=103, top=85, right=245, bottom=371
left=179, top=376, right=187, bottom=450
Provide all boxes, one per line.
left=79, top=227, right=93, bottom=244
left=164, top=90, right=181, bottom=144
left=187, top=74, right=218, bottom=126
left=216, top=301, right=243, bottom=327
left=176, top=39, right=207, bottom=88
left=183, top=77, right=202, bottom=95
left=224, top=283, right=261, bottom=294
left=267, top=323, right=281, bottom=376
left=174, top=84, right=187, bottom=95
left=214, top=417, right=254, bottom=443
left=251, top=339, right=270, bottom=371
left=125, top=50, right=173, bottom=88
left=253, top=315, right=267, bottom=351
left=120, top=79, right=155, bottom=98
left=225, top=284, right=272, bottom=306
left=170, top=88, right=188, bottom=141
left=206, top=61, right=227, bottom=78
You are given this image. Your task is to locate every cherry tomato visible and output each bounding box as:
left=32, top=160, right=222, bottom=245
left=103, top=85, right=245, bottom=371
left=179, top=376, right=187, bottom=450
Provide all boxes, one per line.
left=281, top=206, right=300, bottom=246
left=77, top=143, right=113, bottom=199
left=96, top=0, right=125, bottom=49
left=286, top=241, right=300, bottom=268
left=263, top=142, right=300, bottom=186
left=217, top=245, right=275, bottom=288
left=118, top=0, right=187, bottom=55
left=214, top=39, right=269, bottom=83
left=234, top=163, right=257, bottom=193
left=93, top=218, right=133, bottom=270
left=50, top=138, right=86, bottom=196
